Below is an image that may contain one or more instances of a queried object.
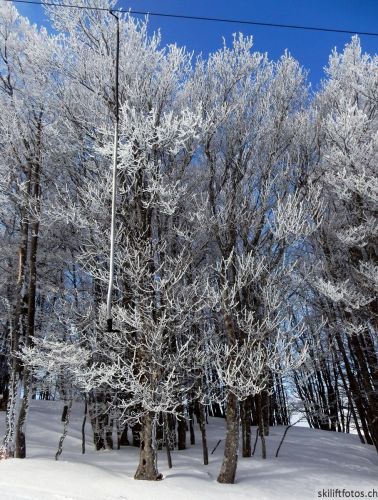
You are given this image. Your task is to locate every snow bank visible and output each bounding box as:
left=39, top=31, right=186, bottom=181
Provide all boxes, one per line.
left=0, top=401, right=377, bottom=499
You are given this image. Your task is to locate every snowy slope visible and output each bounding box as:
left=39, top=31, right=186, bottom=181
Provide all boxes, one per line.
left=0, top=401, right=377, bottom=500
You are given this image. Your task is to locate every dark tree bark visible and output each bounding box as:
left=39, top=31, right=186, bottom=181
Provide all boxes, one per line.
left=82, top=398, right=87, bottom=454
left=163, top=415, right=172, bottom=469
left=167, top=414, right=177, bottom=448
left=134, top=413, right=162, bottom=481
left=15, top=118, right=43, bottom=459
left=105, top=416, right=114, bottom=450
left=195, top=401, right=209, bottom=465
left=260, top=390, right=270, bottom=436
left=89, top=395, right=106, bottom=451
left=132, top=421, right=141, bottom=447
left=177, top=407, right=186, bottom=450
left=189, top=404, right=195, bottom=445
left=257, top=393, right=267, bottom=459
left=251, top=395, right=259, bottom=426
left=55, top=398, right=72, bottom=460
left=217, top=392, right=239, bottom=484
left=241, top=397, right=252, bottom=457
left=119, top=425, right=129, bottom=446
left=156, top=413, right=163, bottom=450
left=61, top=405, right=68, bottom=422
left=5, top=161, right=32, bottom=458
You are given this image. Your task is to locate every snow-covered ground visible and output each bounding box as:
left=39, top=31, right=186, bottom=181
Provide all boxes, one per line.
left=0, top=401, right=377, bottom=500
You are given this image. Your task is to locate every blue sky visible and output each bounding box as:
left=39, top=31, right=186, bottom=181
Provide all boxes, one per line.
left=15, top=0, right=378, bottom=88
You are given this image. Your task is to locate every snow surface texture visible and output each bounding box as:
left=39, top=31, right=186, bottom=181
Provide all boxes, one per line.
left=0, top=401, right=377, bottom=499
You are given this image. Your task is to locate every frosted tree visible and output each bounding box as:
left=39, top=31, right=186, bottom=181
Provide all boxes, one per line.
left=0, top=4, right=67, bottom=459
left=188, top=34, right=321, bottom=482
left=312, top=36, right=378, bottom=451
left=49, top=8, right=204, bottom=476
left=30, top=1, right=180, bottom=453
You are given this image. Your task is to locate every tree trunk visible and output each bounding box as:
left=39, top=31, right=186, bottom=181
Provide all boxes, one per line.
left=88, top=395, right=106, bottom=451
left=189, top=404, right=195, bottom=445
left=55, top=398, right=72, bottom=460
left=132, top=421, right=141, bottom=447
left=134, top=413, right=162, bottom=481
left=15, top=141, right=42, bottom=459
left=217, top=392, right=239, bottom=484
left=14, top=369, right=31, bottom=459
left=260, top=390, right=270, bottom=436
left=119, top=425, right=129, bottom=446
left=156, top=413, right=163, bottom=450
left=241, top=397, right=252, bottom=457
left=258, top=393, right=267, bottom=459
left=177, top=406, right=186, bottom=450
left=3, top=162, right=32, bottom=458
left=61, top=405, right=68, bottom=422
left=163, top=415, right=172, bottom=469
left=195, top=401, right=208, bottom=465
left=82, top=398, right=87, bottom=454
left=105, top=415, right=114, bottom=450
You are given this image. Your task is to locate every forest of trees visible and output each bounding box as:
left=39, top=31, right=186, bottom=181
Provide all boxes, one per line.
left=0, top=1, right=377, bottom=485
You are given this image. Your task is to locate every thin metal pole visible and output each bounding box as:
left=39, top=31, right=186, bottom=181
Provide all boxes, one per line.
left=106, top=11, right=119, bottom=332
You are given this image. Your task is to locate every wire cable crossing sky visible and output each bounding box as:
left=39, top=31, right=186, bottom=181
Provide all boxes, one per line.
left=3, top=0, right=378, bottom=37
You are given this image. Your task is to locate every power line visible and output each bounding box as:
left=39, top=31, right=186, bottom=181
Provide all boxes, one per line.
left=3, top=0, right=378, bottom=37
